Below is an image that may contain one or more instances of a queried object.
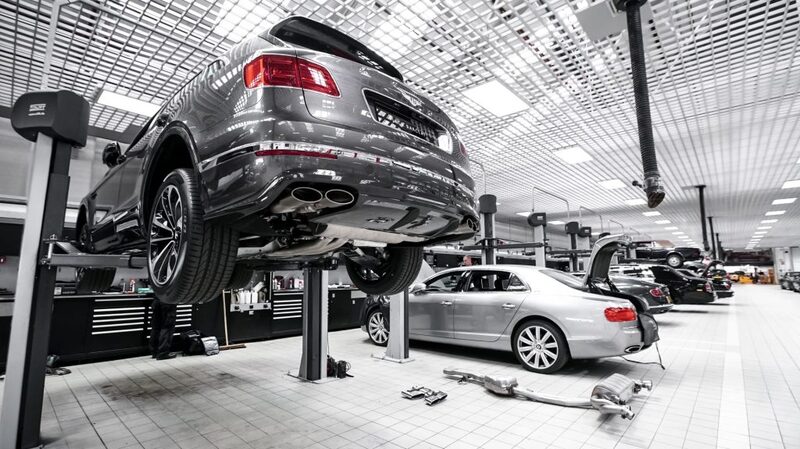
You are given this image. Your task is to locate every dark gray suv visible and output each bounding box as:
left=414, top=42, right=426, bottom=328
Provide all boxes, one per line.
left=77, top=16, right=477, bottom=304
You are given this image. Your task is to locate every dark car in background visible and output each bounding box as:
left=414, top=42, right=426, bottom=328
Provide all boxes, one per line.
left=570, top=272, right=673, bottom=314
left=75, top=16, right=477, bottom=304
left=649, top=266, right=716, bottom=304
left=630, top=241, right=702, bottom=268
left=780, top=272, right=800, bottom=291
left=679, top=268, right=732, bottom=298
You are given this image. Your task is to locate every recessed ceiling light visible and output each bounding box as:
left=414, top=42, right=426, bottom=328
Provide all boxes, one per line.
left=598, top=179, right=627, bottom=190
left=757, top=226, right=772, bottom=230
left=782, top=180, right=800, bottom=189
left=624, top=198, right=646, bottom=206
left=754, top=231, right=768, bottom=235
left=463, top=80, right=528, bottom=117
left=642, top=211, right=661, bottom=217
left=516, top=212, right=531, bottom=217
left=654, top=220, right=671, bottom=224
left=664, top=226, right=678, bottom=230
left=553, top=146, right=593, bottom=164
left=591, top=232, right=601, bottom=236
left=672, top=231, right=685, bottom=235
left=772, top=198, right=796, bottom=205
left=97, top=90, right=160, bottom=116
left=765, top=210, right=786, bottom=216
left=761, top=219, right=779, bottom=223
left=549, top=220, right=566, bottom=225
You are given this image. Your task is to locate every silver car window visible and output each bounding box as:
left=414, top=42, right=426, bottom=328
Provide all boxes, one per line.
left=425, top=271, right=465, bottom=292
left=464, top=270, right=527, bottom=292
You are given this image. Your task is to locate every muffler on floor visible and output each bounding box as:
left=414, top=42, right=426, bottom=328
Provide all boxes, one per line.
left=443, top=369, right=652, bottom=419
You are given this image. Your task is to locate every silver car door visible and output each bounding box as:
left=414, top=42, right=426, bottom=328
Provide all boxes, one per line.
left=409, top=270, right=465, bottom=338
left=453, top=270, right=528, bottom=342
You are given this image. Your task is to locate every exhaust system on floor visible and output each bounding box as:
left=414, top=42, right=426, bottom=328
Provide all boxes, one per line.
left=443, top=368, right=652, bottom=419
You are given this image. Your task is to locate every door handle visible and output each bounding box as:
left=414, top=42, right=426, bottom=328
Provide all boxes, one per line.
left=441, top=300, right=453, bottom=306
left=501, top=303, right=516, bottom=310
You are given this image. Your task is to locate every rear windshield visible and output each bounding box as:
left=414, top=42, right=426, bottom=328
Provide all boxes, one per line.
left=268, top=16, right=404, bottom=81
left=541, top=269, right=584, bottom=289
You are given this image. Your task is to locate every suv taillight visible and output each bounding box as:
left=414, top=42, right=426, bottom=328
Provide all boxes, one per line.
left=604, top=307, right=637, bottom=322
left=648, top=287, right=663, bottom=298
left=243, top=55, right=340, bottom=97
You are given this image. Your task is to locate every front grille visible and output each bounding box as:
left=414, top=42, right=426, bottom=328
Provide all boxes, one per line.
left=366, top=91, right=444, bottom=146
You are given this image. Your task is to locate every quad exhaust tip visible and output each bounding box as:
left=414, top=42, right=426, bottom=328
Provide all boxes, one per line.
left=291, top=186, right=323, bottom=204
left=325, top=188, right=355, bottom=206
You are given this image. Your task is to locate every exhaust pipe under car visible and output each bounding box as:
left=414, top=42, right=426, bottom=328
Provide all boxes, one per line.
left=270, top=187, right=354, bottom=214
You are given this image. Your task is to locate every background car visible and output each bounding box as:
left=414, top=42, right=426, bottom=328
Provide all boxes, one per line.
left=779, top=272, right=800, bottom=290
left=75, top=16, right=477, bottom=303
left=629, top=240, right=702, bottom=268
left=679, top=268, right=732, bottom=298
left=570, top=272, right=673, bottom=314
left=361, top=235, right=658, bottom=374
left=648, top=266, right=716, bottom=304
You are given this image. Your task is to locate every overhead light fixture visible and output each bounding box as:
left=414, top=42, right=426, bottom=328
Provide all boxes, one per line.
left=642, top=211, right=661, bottom=217
left=463, top=80, right=528, bottom=117
left=654, top=220, right=671, bottom=224
left=754, top=231, right=768, bottom=235
left=549, top=220, right=566, bottom=225
left=624, top=198, right=646, bottom=206
left=672, top=231, right=685, bottom=235
left=592, top=231, right=601, bottom=236
left=516, top=212, right=531, bottom=217
left=765, top=210, right=786, bottom=216
left=772, top=198, right=796, bottom=205
left=553, top=146, right=593, bottom=164
left=97, top=90, right=160, bottom=116
left=782, top=180, right=800, bottom=189
left=598, top=179, right=627, bottom=190
left=664, top=226, right=678, bottom=230
left=757, top=226, right=772, bottom=230
left=761, top=219, right=779, bottom=223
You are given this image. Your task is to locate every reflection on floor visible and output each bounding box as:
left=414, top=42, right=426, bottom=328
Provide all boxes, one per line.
left=3, top=284, right=799, bottom=448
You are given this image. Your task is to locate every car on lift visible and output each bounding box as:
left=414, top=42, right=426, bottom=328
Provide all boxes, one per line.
left=75, top=16, right=477, bottom=303
left=361, top=235, right=659, bottom=374
left=629, top=240, right=702, bottom=268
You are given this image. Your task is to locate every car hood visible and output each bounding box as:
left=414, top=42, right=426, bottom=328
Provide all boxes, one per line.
left=582, top=234, right=633, bottom=286
left=701, top=259, right=724, bottom=277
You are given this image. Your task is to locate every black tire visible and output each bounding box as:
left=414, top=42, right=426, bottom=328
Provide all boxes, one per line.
left=666, top=253, right=684, bottom=268
left=147, top=168, right=238, bottom=305
left=366, top=309, right=389, bottom=346
left=512, top=319, right=570, bottom=374
left=227, top=265, right=256, bottom=290
left=75, top=220, right=116, bottom=294
left=345, top=246, right=423, bottom=295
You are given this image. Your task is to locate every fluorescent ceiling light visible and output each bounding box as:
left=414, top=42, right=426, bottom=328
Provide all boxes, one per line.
left=549, top=220, right=566, bottom=225
left=754, top=231, right=767, bottom=235
left=664, top=226, right=678, bottom=230
left=463, top=80, right=528, bottom=117
left=624, top=199, right=646, bottom=206
left=782, top=180, right=800, bottom=189
left=672, top=231, right=685, bottom=235
left=654, top=220, right=671, bottom=224
left=553, top=146, right=592, bottom=164
left=592, top=232, right=601, bottom=236
left=772, top=198, right=796, bottom=205
left=97, top=90, right=159, bottom=116
left=762, top=219, right=779, bottom=223
left=642, top=211, right=661, bottom=217
left=765, top=210, right=786, bottom=216
left=516, top=212, right=531, bottom=217
left=598, top=179, right=627, bottom=190
left=757, top=226, right=772, bottom=230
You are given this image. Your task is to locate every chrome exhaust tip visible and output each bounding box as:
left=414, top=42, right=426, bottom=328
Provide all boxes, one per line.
left=624, top=345, right=643, bottom=354
left=324, top=189, right=355, bottom=206
left=291, top=186, right=323, bottom=204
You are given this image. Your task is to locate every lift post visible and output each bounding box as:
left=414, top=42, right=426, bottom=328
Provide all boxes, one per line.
left=478, top=194, right=497, bottom=265
left=0, top=91, right=90, bottom=449
left=294, top=268, right=329, bottom=381
left=527, top=212, right=547, bottom=267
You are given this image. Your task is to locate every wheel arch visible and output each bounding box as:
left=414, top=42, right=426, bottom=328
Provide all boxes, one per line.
left=510, top=315, right=570, bottom=351
left=141, top=124, right=200, bottom=225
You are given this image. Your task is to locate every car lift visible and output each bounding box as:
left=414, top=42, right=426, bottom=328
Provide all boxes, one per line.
left=0, top=90, right=338, bottom=448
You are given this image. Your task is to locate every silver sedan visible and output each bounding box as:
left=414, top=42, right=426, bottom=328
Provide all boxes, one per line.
left=363, top=236, right=655, bottom=373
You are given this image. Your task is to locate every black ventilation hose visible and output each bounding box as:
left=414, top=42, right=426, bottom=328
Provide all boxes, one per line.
left=622, top=0, right=665, bottom=208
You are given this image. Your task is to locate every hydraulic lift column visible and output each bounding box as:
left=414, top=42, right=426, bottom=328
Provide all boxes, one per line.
left=565, top=222, right=581, bottom=271
left=479, top=194, right=497, bottom=265
left=296, top=267, right=329, bottom=381
left=527, top=212, right=547, bottom=267
left=576, top=226, right=592, bottom=271
left=0, top=91, right=89, bottom=449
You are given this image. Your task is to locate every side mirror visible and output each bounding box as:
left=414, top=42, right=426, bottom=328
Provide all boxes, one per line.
left=410, top=283, right=426, bottom=294
left=101, top=142, right=122, bottom=168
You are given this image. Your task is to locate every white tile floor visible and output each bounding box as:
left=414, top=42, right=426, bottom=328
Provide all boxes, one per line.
left=3, top=284, right=800, bottom=449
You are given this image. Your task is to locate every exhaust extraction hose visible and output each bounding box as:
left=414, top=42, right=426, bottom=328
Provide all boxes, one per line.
left=622, top=0, right=665, bottom=208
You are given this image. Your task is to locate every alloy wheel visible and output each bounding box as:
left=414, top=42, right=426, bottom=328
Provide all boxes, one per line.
left=149, top=185, right=184, bottom=286
left=517, top=325, right=559, bottom=370
left=368, top=311, right=389, bottom=345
